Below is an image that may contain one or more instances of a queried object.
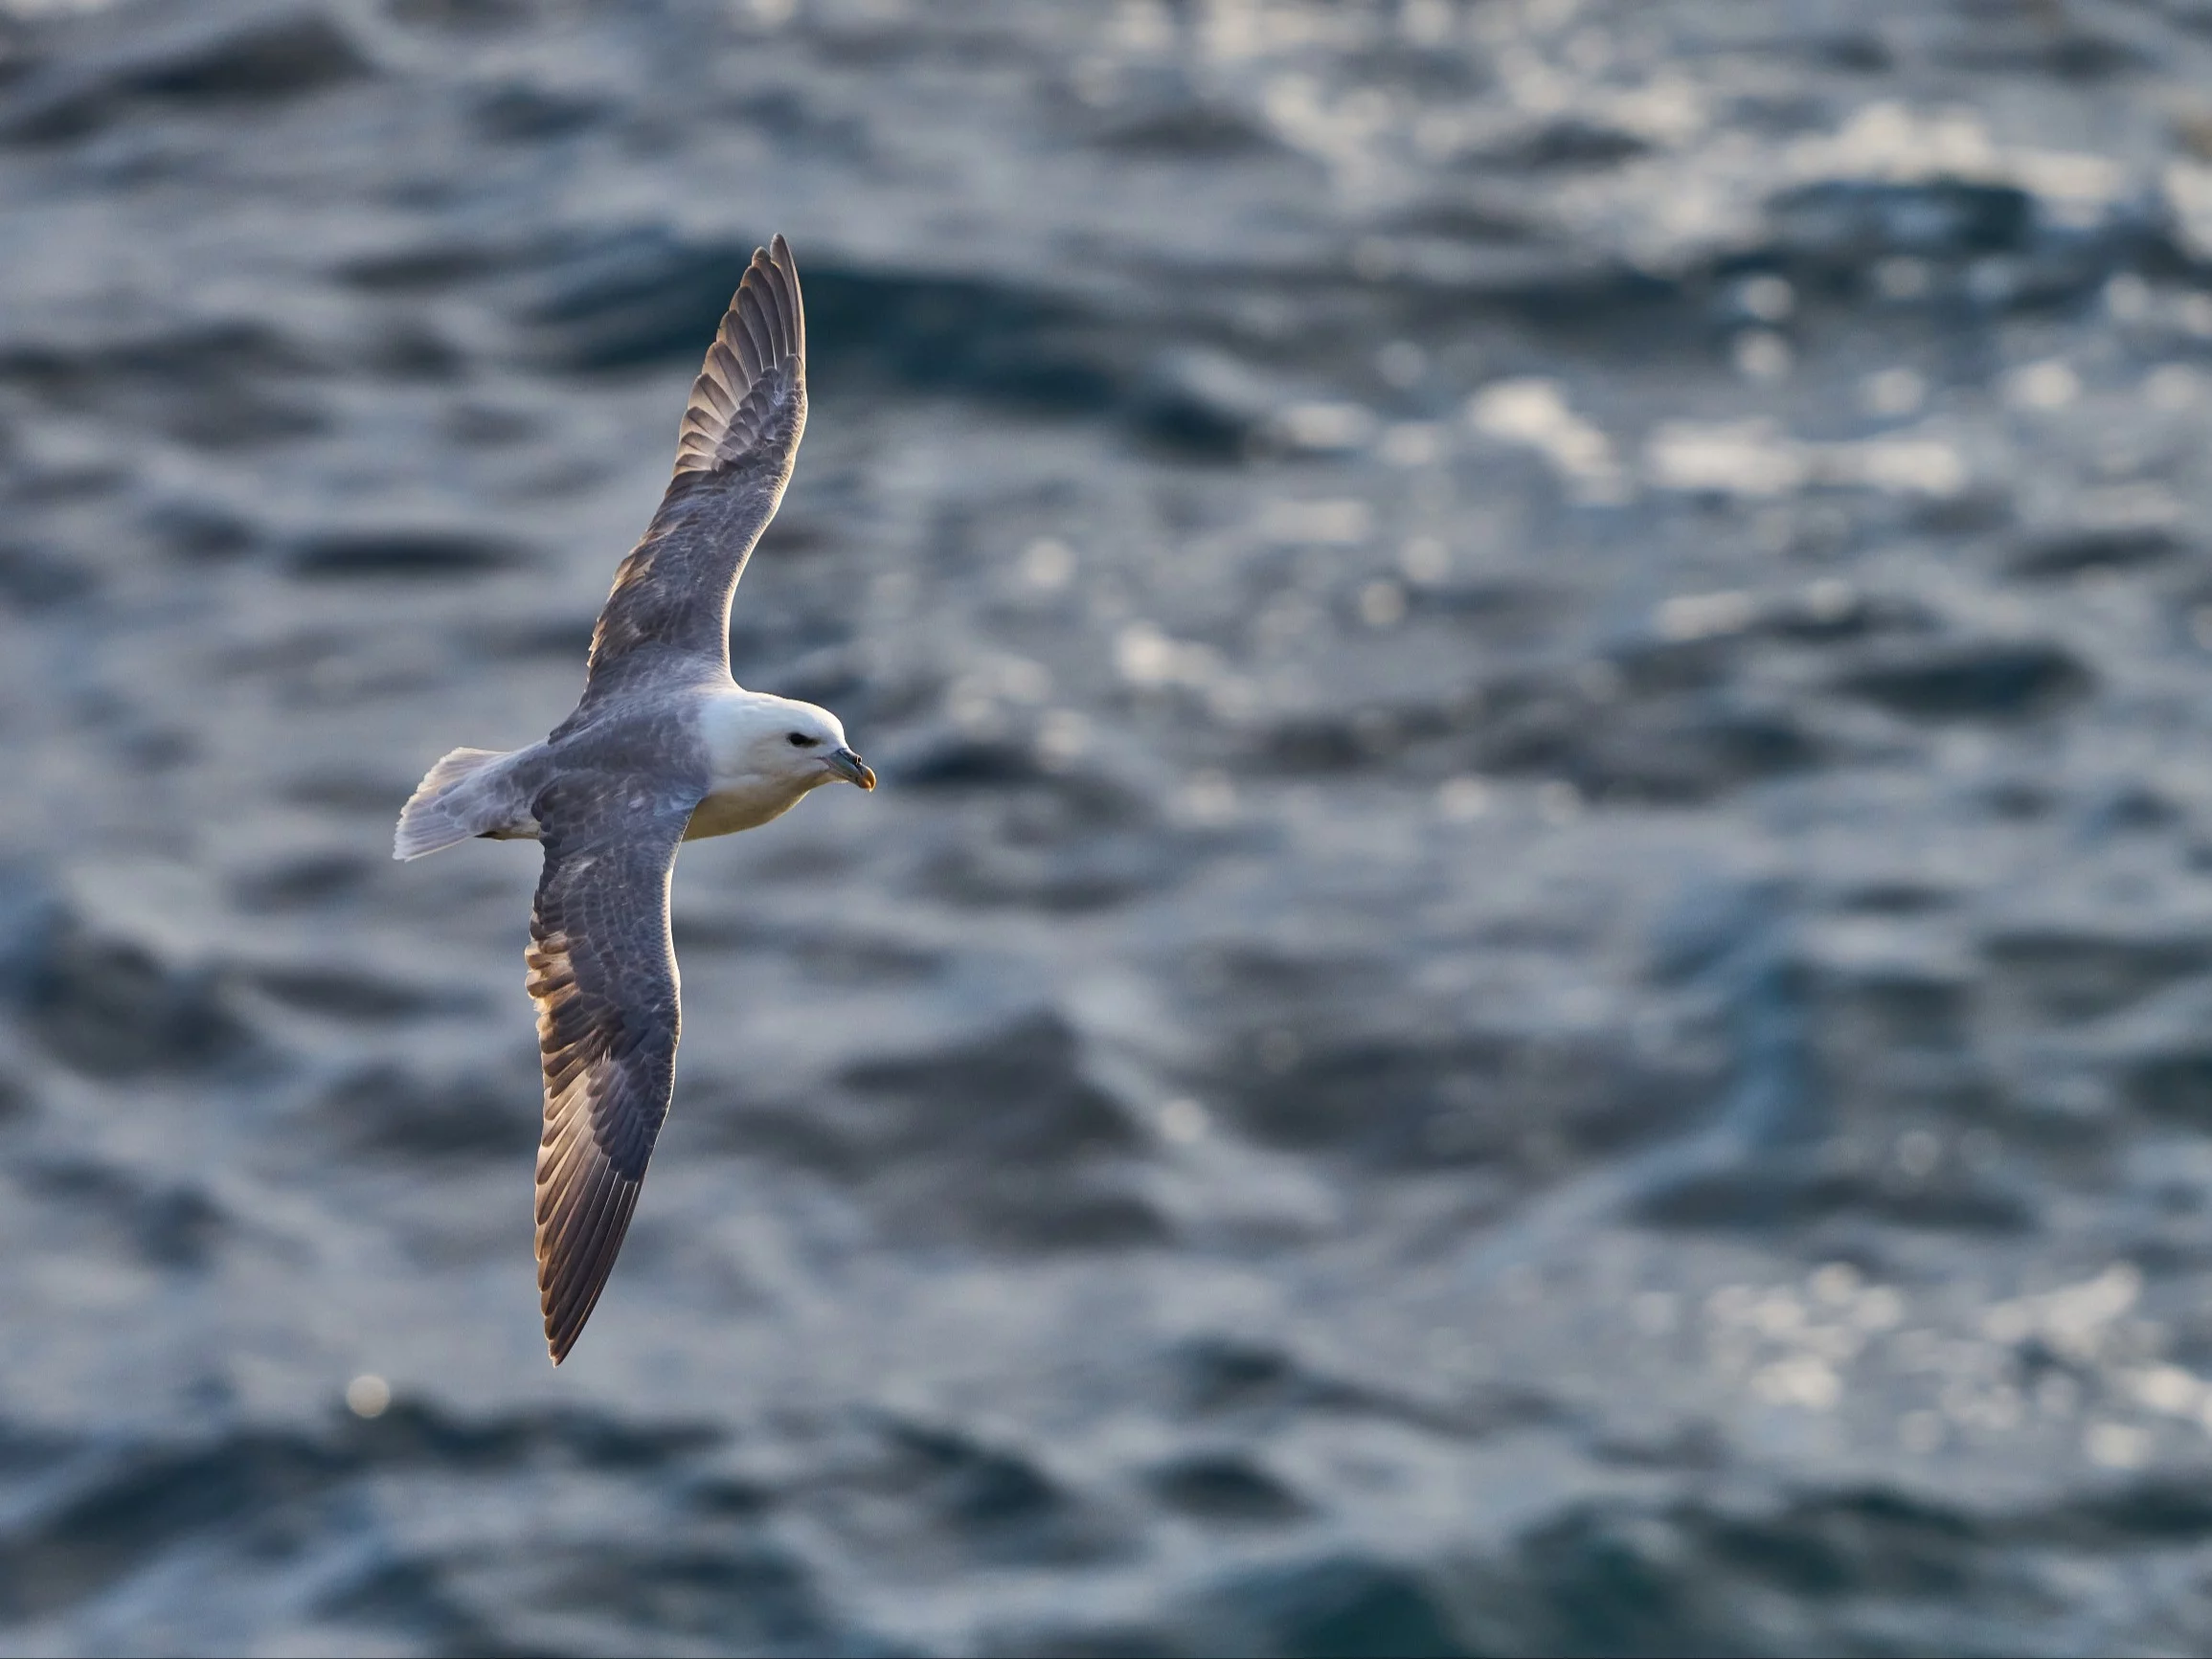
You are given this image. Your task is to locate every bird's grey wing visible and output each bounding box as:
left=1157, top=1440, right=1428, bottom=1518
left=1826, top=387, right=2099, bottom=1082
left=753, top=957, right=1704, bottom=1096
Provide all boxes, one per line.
left=582, top=235, right=806, bottom=697
left=525, top=775, right=698, bottom=1363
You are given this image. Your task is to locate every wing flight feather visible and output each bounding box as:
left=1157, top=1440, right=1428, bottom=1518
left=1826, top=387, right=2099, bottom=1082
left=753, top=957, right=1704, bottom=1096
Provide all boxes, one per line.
left=524, top=777, right=697, bottom=1363
left=583, top=235, right=807, bottom=695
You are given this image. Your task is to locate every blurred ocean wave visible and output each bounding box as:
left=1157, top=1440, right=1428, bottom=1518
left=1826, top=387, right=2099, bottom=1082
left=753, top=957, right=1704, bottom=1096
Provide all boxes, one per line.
left=10, top=0, right=2212, bottom=1651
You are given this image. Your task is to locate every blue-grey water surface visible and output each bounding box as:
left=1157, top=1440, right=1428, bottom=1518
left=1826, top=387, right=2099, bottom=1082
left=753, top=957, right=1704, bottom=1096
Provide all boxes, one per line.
left=9, top=0, right=2212, bottom=1652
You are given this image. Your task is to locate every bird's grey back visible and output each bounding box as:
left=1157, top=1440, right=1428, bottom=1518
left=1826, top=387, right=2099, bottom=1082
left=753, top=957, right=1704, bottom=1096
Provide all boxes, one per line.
left=544, top=684, right=714, bottom=792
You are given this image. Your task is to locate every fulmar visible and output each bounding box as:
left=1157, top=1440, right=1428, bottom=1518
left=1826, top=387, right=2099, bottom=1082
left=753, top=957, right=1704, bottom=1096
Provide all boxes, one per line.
left=393, top=236, right=873, bottom=1364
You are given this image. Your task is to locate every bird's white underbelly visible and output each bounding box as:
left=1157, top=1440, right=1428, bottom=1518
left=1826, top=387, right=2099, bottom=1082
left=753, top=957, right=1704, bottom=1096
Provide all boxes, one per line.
left=684, top=782, right=800, bottom=841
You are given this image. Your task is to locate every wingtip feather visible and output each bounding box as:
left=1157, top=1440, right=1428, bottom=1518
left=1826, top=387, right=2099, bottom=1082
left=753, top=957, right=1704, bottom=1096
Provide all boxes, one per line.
left=667, top=235, right=805, bottom=480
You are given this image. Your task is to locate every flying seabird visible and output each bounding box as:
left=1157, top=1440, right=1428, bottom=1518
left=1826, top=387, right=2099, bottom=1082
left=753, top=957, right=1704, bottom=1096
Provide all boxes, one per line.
left=394, top=236, right=873, bottom=1364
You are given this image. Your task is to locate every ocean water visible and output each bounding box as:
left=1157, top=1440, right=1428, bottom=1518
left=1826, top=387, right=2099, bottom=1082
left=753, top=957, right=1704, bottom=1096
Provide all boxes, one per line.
left=8, top=0, right=2212, bottom=1651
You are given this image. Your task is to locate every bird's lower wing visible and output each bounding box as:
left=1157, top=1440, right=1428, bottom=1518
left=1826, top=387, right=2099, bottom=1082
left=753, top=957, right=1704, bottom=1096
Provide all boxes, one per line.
left=525, top=777, right=698, bottom=1363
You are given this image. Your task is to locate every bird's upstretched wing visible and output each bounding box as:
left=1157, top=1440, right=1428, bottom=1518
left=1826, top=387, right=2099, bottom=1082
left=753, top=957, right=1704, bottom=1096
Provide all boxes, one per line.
left=525, top=775, right=699, bottom=1363
left=582, top=235, right=807, bottom=699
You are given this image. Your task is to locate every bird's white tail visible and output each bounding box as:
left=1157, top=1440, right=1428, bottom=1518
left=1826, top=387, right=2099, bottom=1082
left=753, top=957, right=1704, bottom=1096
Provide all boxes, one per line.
left=394, top=747, right=517, bottom=860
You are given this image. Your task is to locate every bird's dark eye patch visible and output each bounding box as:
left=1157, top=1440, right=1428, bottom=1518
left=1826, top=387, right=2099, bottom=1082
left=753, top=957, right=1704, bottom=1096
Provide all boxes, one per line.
left=787, top=731, right=819, bottom=748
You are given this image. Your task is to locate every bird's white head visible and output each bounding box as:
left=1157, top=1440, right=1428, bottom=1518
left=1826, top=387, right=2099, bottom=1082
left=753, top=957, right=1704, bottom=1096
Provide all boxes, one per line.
left=705, top=692, right=875, bottom=796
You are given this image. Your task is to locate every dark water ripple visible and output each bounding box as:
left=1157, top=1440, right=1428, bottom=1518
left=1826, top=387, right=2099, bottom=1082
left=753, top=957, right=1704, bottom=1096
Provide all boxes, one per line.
left=12, top=0, right=2212, bottom=1651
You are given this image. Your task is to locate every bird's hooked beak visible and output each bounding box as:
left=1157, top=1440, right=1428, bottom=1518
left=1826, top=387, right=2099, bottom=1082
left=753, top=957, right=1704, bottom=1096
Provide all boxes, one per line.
left=825, top=747, right=876, bottom=791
